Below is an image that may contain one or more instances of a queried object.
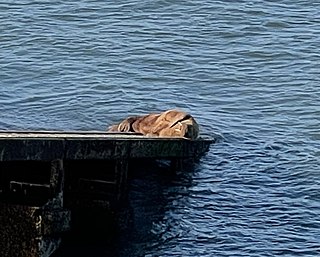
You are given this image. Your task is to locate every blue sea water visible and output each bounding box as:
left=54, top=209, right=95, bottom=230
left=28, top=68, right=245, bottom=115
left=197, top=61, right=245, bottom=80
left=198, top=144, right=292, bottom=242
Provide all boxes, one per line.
left=1, top=0, right=320, bottom=256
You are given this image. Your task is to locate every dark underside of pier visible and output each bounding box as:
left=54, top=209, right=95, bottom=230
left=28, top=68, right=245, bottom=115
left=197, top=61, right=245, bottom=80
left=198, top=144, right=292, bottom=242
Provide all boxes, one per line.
left=0, top=131, right=214, bottom=257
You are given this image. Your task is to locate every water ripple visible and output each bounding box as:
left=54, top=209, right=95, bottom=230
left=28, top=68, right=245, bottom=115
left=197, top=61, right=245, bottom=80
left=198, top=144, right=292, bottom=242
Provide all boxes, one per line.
left=1, top=0, right=320, bottom=256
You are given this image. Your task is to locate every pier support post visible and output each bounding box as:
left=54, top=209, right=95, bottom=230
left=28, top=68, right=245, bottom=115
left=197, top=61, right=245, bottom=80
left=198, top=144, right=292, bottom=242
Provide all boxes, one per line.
left=0, top=159, right=71, bottom=257
left=115, top=158, right=129, bottom=202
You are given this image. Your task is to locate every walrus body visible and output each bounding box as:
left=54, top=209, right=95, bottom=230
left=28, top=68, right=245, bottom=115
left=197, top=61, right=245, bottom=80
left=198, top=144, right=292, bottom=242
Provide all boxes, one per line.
left=107, top=109, right=199, bottom=140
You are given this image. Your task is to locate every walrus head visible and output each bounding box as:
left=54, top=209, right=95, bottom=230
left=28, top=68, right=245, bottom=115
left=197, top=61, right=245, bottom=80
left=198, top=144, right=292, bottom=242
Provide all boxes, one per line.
left=158, top=115, right=199, bottom=139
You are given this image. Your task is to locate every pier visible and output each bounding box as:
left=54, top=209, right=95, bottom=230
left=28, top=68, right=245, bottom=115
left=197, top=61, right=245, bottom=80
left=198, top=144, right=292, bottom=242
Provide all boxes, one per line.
left=0, top=131, right=214, bottom=257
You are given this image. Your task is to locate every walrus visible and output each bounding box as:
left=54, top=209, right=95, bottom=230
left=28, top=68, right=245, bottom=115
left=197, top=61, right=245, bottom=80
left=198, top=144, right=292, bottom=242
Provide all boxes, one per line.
left=107, top=109, right=199, bottom=140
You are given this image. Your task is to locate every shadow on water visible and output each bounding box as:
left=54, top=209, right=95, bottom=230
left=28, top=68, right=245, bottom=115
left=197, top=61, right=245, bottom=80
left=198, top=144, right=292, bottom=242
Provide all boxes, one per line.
left=53, top=159, right=198, bottom=257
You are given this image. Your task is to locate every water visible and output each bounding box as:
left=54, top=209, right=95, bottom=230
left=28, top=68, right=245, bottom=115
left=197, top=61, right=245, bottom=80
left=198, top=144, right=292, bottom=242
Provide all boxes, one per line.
left=1, top=0, right=320, bottom=256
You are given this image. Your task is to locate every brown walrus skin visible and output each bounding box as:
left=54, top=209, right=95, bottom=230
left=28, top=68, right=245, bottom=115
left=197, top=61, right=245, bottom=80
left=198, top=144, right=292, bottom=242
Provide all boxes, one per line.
left=107, top=109, right=199, bottom=140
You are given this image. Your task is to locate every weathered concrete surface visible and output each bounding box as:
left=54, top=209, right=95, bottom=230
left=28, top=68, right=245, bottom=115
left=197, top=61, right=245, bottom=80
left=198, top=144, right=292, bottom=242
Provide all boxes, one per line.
left=0, top=131, right=214, bottom=161
left=0, top=203, right=70, bottom=257
left=0, top=159, right=70, bottom=257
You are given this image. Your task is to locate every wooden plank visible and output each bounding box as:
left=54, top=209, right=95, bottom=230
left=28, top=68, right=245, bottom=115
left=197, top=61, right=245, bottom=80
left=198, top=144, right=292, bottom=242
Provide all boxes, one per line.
left=78, top=178, right=117, bottom=194
left=9, top=181, right=51, bottom=197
